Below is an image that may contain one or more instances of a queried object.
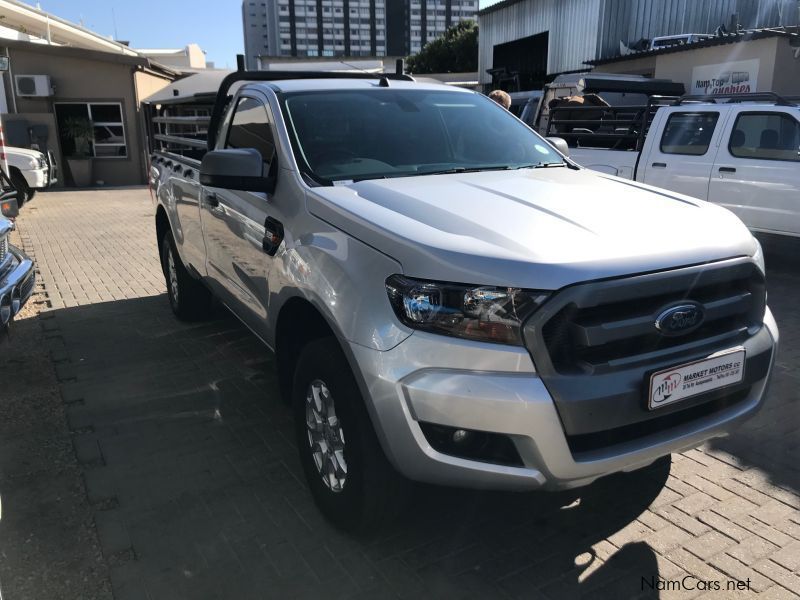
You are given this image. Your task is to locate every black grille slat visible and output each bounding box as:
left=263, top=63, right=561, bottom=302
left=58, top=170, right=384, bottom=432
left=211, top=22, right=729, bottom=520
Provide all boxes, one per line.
left=541, top=262, right=764, bottom=375
left=21, top=272, right=34, bottom=298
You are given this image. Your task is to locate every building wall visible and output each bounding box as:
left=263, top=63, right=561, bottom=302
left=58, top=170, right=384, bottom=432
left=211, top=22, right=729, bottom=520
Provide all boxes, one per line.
left=770, top=37, right=800, bottom=96
left=3, top=46, right=168, bottom=186
left=653, top=37, right=778, bottom=94
left=139, top=45, right=207, bottom=70
left=478, top=0, right=603, bottom=84
left=243, top=0, right=280, bottom=68
left=591, top=55, right=657, bottom=76
left=479, top=0, right=799, bottom=85
left=594, top=36, right=800, bottom=97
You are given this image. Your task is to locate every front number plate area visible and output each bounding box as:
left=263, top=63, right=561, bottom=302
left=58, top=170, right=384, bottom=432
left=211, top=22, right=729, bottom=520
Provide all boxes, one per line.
left=648, top=348, right=746, bottom=410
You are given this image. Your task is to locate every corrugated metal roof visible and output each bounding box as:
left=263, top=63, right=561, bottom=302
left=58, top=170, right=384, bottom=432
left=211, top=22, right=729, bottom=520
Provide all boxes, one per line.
left=587, top=27, right=799, bottom=65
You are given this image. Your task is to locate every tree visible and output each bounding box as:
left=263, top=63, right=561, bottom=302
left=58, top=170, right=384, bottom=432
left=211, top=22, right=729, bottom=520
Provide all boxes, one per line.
left=406, top=21, right=478, bottom=74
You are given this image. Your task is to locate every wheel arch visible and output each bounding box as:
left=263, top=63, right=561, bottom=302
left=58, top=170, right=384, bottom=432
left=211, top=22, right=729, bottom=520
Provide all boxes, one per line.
left=273, top=294, right=399, bottom=470
left=155, top=204, right=170, bottom=264
left=274, top=295, right=338, bottom=404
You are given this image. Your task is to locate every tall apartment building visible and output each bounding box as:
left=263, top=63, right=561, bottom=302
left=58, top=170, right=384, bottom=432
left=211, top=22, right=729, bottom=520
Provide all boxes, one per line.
left=242, top=0, right=477, bottom=68
left=407, top=0, right=477, bottom=55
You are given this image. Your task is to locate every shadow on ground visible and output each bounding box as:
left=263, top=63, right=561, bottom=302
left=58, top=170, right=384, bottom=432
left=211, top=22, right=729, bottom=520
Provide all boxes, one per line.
left=705, top=235, right=800, bottom=494
left=41, top=293, right=675, bottom=599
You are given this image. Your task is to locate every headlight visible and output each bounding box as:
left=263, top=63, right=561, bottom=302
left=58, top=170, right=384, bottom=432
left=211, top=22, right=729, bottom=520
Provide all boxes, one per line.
left=752, top=238, right=765, bottom=274
left=37, top=156, right=46, bottom=168
left=385, top=275, right=550, bottom=345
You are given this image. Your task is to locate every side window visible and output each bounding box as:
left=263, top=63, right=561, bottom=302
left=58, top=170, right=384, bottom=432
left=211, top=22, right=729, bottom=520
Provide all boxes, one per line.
left=225, top=97, right=275, bottom=171
left=659, top=112, right=719, bottom=156
left=729, top=112, right=800, bottom=162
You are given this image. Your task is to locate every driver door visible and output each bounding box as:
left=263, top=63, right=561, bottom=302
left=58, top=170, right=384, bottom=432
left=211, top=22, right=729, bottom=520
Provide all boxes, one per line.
left=201, top=94, right=277, bottom=338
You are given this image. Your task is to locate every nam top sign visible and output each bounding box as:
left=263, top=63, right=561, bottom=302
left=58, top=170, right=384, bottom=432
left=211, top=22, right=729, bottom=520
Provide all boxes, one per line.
left=690, top=59, right=760, bottom=95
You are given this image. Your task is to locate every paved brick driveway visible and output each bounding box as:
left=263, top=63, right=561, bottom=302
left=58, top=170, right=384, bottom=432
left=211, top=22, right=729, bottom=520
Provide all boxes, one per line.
left=12, top=189, right=800, bottom=599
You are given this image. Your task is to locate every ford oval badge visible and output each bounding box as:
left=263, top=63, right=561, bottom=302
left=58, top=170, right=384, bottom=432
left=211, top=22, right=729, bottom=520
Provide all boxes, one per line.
left=655, top=303, right=705, bottom=336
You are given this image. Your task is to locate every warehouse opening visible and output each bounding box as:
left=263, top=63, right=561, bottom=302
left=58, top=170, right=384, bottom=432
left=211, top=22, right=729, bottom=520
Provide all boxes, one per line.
left=491, top=31, right=549, bottom=91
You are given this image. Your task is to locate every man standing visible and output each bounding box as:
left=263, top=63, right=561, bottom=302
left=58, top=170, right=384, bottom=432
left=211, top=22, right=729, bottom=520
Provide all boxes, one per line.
left=488, top=90, right=511, bottom=110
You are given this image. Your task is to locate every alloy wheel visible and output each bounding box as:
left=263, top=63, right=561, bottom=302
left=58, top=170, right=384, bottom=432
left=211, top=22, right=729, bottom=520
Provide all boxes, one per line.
left=305, top=379, right=348, bottom=492
left=167, top=247, right=179, bottom=305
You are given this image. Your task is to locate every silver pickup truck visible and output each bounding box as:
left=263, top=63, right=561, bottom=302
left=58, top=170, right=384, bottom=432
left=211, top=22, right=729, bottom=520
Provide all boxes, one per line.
left=149, top=71, right=778, bottom=531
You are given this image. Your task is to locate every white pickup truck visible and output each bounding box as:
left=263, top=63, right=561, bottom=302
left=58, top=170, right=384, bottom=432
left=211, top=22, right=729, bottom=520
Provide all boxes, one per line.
left=564, top=95, right=800, bottom=237
left=4, top=146, right=57, bottom=204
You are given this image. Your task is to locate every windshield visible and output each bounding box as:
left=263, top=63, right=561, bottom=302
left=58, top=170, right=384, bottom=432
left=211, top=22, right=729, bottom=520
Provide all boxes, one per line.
left=281, top=88, right=564, bottom=184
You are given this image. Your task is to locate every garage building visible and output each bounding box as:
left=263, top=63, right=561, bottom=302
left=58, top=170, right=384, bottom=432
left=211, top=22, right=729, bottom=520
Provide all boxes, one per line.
left=478, top=0, right=799, bottom=90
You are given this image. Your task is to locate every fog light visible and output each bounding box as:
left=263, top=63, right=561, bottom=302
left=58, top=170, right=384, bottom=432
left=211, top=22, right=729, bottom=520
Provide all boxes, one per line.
left=452, top=429, right=470, bottom=444
left=418, top=422, right=524, bottom=467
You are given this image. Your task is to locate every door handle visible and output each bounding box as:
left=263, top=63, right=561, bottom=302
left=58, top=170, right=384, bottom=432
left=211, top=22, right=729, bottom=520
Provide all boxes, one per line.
left=263, top=217, right=284, bottom=256
left=205, top=192, right=219, bottom=208
left=652, top=162, right=667, bottom=168
left=718, top=166, right=736, bottom=173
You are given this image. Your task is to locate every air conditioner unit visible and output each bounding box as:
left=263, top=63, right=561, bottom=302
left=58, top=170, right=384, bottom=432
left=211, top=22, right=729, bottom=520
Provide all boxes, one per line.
left=14, top=75, right=54, bottom=97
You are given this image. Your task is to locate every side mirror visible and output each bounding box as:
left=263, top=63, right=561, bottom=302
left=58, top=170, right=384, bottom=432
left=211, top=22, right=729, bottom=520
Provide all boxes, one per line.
left=545, top=136, right=570, bottom=157
left=200, top=148, right=276, bottom=194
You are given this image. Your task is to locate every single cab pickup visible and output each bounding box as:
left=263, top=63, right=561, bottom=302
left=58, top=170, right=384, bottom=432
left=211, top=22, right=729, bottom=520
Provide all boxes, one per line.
left=148, top=72, right=777, bottom=531
left=567, top=96, right=800, bottom=237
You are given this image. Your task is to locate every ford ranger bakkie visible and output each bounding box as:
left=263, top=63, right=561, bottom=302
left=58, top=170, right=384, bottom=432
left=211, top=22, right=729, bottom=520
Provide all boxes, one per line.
left=147, top=71, right=778, bottom=531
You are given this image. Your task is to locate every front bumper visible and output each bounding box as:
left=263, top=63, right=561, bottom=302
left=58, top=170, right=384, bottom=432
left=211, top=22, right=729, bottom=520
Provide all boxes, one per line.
left=1, top=244, right=35, bottom=327
left=24, top=168, right=48, bottom=190
left=350, top=307, right=778, bottom=491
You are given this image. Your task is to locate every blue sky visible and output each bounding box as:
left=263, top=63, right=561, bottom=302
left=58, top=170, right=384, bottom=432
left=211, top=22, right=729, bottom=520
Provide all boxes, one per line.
left=30, top=0, right=500, bottom=67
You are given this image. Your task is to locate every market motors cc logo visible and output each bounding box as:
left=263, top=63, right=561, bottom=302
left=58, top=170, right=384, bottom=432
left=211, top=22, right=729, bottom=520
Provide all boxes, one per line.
left=653, top=372, right=682, bottom=403
left=655, top=302, right=705, bottom=336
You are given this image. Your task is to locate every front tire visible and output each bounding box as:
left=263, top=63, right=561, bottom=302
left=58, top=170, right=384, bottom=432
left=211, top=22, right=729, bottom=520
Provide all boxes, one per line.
left=10, top=170, right=33, bottom=205
left=160, top=230, right=212, bottom=321
left=293, top=337, right=408, bottom=533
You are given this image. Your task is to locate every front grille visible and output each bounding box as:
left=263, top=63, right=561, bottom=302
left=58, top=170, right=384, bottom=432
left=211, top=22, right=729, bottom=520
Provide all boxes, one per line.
left=0, top=235, right=8, bottom=265
left=20, top=270, right=35, bottom=299
left=538, top=260, right=765, bottom=375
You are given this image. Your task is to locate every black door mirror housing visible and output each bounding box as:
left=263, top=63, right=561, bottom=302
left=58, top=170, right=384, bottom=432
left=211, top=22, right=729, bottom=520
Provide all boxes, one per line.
left=200, top=148, right=276, bottom=194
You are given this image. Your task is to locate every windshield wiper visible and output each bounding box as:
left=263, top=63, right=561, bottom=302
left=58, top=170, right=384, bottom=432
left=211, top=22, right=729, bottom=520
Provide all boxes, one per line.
left=515, top=162, right=566, bottom=169
left=411, top=165, right=514, bottom=177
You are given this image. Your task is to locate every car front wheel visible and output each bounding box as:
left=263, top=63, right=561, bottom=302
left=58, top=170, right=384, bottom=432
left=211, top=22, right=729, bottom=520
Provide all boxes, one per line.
left=10, top=170, right=33, bottom=205
left=293, top=337, right=408, bottom=533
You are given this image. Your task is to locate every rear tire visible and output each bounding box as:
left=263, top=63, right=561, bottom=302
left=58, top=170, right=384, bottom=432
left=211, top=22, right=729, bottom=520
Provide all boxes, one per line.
left=10, top=170, right=33, bottom=206
left=160, top=230, right=213, bottom=321
left=293, top=337, right=408, bottom=533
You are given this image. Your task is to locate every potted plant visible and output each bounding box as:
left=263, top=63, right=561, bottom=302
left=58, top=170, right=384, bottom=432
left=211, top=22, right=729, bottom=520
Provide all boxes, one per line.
left=61, top=116, right=93, bottom=187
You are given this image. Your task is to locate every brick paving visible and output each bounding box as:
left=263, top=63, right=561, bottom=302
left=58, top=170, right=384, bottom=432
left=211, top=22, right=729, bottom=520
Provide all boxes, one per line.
left=9, top=189, right=800, bottom=599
